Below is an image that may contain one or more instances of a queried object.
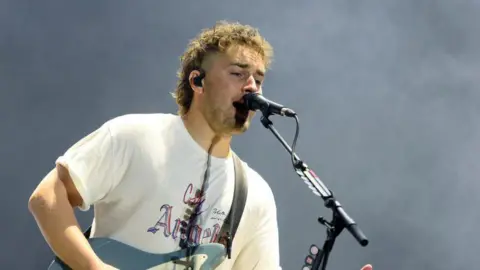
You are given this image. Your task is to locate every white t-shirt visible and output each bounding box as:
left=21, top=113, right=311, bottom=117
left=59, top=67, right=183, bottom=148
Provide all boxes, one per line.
left=56, top=113, right=280, bottom=270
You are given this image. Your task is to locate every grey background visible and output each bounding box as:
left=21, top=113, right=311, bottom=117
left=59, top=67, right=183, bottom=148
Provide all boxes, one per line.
left=1, top=0, right=479, bottom=269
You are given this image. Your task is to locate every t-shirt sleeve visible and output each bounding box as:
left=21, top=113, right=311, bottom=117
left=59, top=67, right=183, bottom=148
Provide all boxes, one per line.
left=232, top=175, right=281, bottom=270
left=55, top=120, right=129, bottom=211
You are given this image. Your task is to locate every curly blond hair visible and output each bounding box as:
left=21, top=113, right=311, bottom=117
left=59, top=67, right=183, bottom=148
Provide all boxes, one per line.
left=172, top=21, right=274, bottom=116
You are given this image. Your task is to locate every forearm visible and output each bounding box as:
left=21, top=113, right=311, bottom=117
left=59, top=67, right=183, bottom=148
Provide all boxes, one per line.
left=28, top=172, right=102, bottom=270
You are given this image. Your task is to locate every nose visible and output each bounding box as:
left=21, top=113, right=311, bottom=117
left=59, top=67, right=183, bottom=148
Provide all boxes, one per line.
left=243, top=75, right=260, bottom=94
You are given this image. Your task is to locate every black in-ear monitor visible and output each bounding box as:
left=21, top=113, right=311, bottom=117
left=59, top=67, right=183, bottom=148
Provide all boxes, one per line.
left=193, top=72, right=205, bottom=87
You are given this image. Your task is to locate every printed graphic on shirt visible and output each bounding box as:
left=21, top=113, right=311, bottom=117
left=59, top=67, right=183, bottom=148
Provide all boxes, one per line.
left=146, top=183, right=228, bottom=245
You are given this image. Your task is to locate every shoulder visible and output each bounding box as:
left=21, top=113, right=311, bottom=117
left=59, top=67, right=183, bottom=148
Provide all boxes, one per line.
left=91, top=113, right=179, bottom=155
left=98, top=113, right=178, bottom=146
left=104, top=113, right=178, bottom=137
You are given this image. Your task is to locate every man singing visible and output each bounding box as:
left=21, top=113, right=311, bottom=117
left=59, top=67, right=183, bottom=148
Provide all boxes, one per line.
left=28, top=20, right=372, bottom=270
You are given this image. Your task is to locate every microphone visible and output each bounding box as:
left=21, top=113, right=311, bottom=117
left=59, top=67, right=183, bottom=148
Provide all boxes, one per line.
left=243, top=93, right=296, bottom=117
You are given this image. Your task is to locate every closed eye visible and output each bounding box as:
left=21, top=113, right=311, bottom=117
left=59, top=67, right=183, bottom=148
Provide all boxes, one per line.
left=231, top=71, right=263, bottom=86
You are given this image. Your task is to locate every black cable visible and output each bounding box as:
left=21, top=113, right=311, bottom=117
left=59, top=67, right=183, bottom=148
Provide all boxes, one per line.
left=290, top=115, right=301, bottom=168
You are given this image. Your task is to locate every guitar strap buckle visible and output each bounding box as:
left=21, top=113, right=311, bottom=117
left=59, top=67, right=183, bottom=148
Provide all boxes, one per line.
left=225, top=231, right=232, bottom=259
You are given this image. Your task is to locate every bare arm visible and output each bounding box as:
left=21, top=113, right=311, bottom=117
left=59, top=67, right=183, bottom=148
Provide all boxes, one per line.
left=28, top=164, right=104, bottom=270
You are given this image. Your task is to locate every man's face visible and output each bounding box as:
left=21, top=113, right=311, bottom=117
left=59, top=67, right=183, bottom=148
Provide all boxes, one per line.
left=199, top=45, right=266, bottom=135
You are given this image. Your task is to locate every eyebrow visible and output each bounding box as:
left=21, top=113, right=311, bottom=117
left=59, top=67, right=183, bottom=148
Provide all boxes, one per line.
left=230, top=62, right=265, bottom=77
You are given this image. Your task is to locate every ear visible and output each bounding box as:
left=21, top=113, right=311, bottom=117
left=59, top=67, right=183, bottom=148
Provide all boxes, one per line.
left=189, top=70, right=204, bottom=94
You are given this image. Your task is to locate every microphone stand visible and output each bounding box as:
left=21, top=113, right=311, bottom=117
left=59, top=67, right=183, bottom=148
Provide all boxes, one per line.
left=258, top=113, right=369, bottom=270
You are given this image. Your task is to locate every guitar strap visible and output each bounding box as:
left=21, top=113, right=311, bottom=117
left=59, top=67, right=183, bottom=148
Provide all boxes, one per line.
left=79, top=151, right=248, bottom=260
left=217, top=151, right=249, bottom=259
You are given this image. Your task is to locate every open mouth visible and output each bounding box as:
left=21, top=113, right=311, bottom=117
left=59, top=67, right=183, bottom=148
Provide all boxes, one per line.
left=233, top=101, right=250, bottom=120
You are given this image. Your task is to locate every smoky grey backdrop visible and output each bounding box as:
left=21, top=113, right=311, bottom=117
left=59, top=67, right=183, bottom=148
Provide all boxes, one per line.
left=1, top=0, right=479, bottom=269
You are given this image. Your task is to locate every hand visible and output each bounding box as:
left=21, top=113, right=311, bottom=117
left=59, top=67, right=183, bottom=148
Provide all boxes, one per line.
left=361, top=264, right=372, bottom=270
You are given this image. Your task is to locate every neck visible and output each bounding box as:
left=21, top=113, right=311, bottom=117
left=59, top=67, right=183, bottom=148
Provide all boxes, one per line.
left=181, top=113, right=232, bottom=159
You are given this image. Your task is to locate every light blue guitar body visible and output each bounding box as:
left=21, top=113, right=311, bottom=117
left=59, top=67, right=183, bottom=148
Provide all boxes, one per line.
left=47, top=237, right=227, bottom=270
